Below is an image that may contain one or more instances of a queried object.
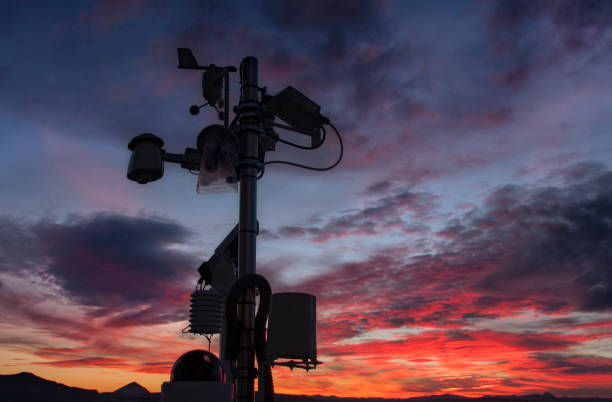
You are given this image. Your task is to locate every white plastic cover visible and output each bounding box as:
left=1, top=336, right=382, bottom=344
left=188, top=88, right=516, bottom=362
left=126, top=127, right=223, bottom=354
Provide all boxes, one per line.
left=196, top=142, right=238, bottom=194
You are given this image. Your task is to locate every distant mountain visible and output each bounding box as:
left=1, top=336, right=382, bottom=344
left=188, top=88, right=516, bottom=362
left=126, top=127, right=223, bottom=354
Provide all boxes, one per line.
left=1, top=372, right=611, bottom=402
left=0, top=372, right=99, bottom=402
left=113, top=381, right=151, bottom=396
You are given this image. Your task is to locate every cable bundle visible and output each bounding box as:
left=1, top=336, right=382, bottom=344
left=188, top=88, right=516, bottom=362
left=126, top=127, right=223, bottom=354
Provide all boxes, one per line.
left=256, top=121, right=343, bottom=180
left=189, top=287, right=224, bottom=335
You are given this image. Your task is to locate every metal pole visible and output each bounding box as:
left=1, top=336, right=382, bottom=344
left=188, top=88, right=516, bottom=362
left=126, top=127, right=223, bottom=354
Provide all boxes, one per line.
left=236, top=56, right=259, bottom=402
left=224, top=71, right=230, bottom=129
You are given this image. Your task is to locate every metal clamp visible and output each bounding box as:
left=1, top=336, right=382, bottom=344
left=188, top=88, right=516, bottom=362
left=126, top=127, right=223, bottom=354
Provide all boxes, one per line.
left=239, top=157, right=264, bottom=170
left=237, top=101, right=260, bottom=112
left=238, top=112, right=261, bottom=121
left=238, top=123, right=263, bottom=133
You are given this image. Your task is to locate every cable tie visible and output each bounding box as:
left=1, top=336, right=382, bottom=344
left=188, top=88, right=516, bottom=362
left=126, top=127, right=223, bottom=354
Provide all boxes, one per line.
left=237, top=101, right=260, bottom=111
left=238, top=123, right=263, bottom=133
left=239, top=158, right=264, bottom=170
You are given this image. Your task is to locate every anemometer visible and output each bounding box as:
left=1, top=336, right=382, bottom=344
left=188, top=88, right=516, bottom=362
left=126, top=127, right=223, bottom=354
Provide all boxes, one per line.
left=127, top=48, right=342, bottom=402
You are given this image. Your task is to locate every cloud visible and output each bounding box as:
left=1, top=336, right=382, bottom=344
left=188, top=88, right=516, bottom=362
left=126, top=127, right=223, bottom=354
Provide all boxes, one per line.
left=467, top=170, right=612, bottom=312
left=0, top=216, right=43, bottom=273
left=35, top=356, right=129, bottom=369
left=270, top=163, right=612, bottom=356
left=485, top=0, right=612, bottom=87
left=492, top=66, right=530, bottom=89
left=90, top=0, right=158, bottom=29
left=531, top=352, right=612, bottom=375
left=0, top=213, right=198, bottom=325
left=364, top=180, right=393, bottom=195
left=275, top=190, right=438, bottom=241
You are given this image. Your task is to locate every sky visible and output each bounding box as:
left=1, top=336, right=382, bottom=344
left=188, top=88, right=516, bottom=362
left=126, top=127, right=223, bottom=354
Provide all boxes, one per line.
left=1, top=0, right=611, bottom=397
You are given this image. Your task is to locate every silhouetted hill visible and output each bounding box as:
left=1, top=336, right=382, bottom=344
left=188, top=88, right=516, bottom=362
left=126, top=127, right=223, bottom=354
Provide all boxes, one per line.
left=101, top=380, right=158, bottom=402
left=0, top=372, right=99, bottom=402
left=1, top=372, right=611, bottom=402
left=113, top=381, right=150, bottom=396
left=272, top=394, right=611, bottom=402
left=272, top=394, right=612, bottom=402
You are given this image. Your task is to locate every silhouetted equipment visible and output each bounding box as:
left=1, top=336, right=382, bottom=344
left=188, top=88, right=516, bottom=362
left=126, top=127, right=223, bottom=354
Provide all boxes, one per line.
left=162, top=350, right=232, bottom=402
left=177, top=48, right=238, bottom=73
left=264, top=86, right=324, bottom=147
left=127, top=134, right=164, bottom=184
left=177, top=48, right=202, bottom=70
left=127, top=47, right=343, bottom=402
left=206, top=254, right=236, bottom=291
left=176, top=48, right=236, bottom=128
left=267, top=293, right=320, bottom=371
left=196, top=125, right=240, bottom=193
left=171, top=350, right=226, bottom=382
left=224, top=274, right=274, bottom=402
left=196, top=224, right=239, bottom=291
left=190, top=103, right=208, bottom=115
left=189, top=286, right=224, bottom=335
left=203, top=67, right=225, bottom=107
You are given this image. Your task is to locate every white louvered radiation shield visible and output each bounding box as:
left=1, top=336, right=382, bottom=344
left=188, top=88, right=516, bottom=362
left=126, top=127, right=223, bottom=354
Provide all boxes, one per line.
left=188, top=287, right=224, bottom=335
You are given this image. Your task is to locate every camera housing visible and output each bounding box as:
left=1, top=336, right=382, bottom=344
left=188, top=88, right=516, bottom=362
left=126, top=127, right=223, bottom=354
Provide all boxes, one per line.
left=127, top=133, right=165, bottom=184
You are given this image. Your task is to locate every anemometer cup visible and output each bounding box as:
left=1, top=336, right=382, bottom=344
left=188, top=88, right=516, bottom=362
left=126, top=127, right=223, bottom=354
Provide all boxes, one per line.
left=196, top=125, right=240, bottom=194
left=127, top=133, right=164, bottom=184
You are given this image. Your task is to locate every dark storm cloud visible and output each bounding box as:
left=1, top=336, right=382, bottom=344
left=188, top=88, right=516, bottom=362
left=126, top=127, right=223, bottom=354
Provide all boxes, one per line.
left=0, top=212, right=198, bottom=325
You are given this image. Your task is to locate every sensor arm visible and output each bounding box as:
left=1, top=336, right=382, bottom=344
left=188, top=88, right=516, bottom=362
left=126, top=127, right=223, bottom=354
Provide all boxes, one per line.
left=263, top=121, right=319, bottom=137
left=162, top=148, right=201, bottom=171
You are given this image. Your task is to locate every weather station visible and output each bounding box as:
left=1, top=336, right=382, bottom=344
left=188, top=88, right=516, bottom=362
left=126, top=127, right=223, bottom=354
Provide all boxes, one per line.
left=126, top=48, right=343, bottom=402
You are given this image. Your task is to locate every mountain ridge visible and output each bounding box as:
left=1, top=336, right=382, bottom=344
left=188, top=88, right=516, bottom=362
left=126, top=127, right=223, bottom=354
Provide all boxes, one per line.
left=1, top=372, right=611, bottom=402
left=113, top=381, right=151, bottom=395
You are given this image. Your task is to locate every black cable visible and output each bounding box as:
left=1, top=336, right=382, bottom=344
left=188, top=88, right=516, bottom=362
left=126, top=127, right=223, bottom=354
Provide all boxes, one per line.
left=229, top=114, right=239, bottom=130
left=224, top=274, right=274, bottom=402
left=224, top=274, right=271, bottom=360
left=270, top=125, right=327, bottom=150
left=264, top=122, right=343, bottom=171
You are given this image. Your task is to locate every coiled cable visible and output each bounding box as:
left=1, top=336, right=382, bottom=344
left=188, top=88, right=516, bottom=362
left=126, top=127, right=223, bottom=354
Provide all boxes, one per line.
left=225, top=274, right=273, bottom=402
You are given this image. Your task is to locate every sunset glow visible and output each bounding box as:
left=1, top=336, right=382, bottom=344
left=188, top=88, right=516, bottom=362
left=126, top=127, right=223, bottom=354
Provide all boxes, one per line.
left=1, top=0, right=611, bottom=398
